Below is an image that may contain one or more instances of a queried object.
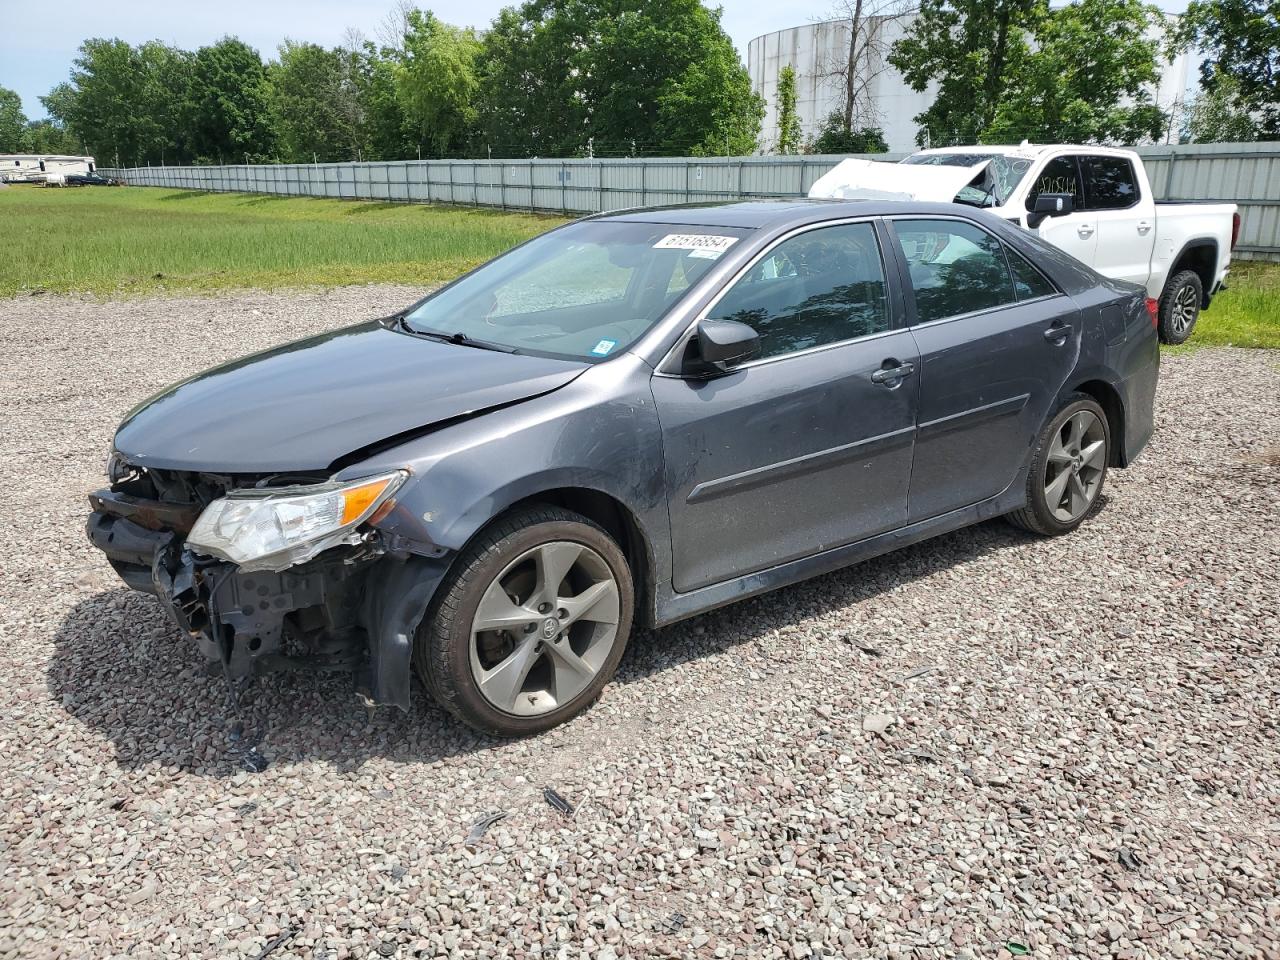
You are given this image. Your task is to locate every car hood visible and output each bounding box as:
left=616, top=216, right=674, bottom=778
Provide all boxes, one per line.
left=807, top=158, right=989, bottom=202
left=113, top=320, right=588, bottom=472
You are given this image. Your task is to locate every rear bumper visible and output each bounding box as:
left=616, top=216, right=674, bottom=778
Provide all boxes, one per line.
left=1207, top=272, right=1228, bottom=304
left=85, top=488, right=448, bottom=709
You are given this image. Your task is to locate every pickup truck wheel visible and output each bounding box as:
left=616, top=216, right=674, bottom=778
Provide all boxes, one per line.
left=1007, top=394, right=1110, bottom=537
left=1158, top=269, right=1203, bottom=345
left=415, top=506, right=633, bottom=737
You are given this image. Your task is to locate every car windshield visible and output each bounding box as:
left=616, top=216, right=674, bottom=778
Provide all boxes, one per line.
left=901, top=152, right=1033, bottom=207
left=402, top=220, right=751, bottom=361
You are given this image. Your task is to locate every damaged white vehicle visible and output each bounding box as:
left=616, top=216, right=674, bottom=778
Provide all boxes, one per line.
left=809, top=144, right=1240, bottom=344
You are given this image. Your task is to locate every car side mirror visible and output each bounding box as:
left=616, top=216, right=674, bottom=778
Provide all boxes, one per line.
left=689, top=318, right=760, bottom=374
left=1028, top=193, right=1074, bottom=228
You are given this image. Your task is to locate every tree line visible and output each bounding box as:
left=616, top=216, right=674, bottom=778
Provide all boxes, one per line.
left=769, top=0, right=1277, bottom=153
left=0, top=0, right=1274, bottom=162
left=887, top=0, right=1277, bottom=147
left=0, top=0, right=763, bottom=165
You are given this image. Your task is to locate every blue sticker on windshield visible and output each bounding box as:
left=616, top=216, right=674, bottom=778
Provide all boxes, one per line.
left=591, top=339, right=617, bottom=357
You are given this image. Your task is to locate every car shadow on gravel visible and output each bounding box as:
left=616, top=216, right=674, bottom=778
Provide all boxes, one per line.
left=614, top=515, right=1041, bottom=686
left=47, top=588, right=492, bottom=777
left=48, top=515, right=1042, bottom=778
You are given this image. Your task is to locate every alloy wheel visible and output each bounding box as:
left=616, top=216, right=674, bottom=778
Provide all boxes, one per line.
left=469, top=540, right=621, bottom=716
left=1170, top=283, right=1199, bottom=337
left=1044, top=410, right=1106, bottom=523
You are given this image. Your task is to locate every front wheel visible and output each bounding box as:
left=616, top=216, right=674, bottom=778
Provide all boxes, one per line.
left=1158, top=269, right=1203, bottom=345
left=415, top=506, right=634, bottom=737
left=1007, top=395, right=1110, bottom=537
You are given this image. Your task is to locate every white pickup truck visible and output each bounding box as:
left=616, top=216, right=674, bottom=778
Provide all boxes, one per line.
left=809, top=144, right=1240, bottom=344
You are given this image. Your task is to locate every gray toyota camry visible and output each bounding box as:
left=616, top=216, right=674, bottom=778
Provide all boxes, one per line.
left=88, top=200, right=1158, bottom=736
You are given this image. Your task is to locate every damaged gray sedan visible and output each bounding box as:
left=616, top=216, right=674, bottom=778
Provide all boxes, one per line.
left=88, top=200, right=1158, bottom=736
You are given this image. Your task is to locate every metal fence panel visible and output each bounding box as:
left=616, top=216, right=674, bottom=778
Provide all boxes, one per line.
left=103, top=143, right=1280, bottom=258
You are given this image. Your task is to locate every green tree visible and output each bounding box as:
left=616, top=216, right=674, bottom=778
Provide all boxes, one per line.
left=39, top=83, right=78, bottom=131
left=46, top=39, right=191, bottom=165
left=184, top=37, right=274, bottom=162
left=351, top=40, right=413, bottom=160
left=654, top=28, right=764, bottom=156
left=475, top=0, right=762, bottom=157
left=394, top=10, right=480, bottom=156
left=809, top=112, right=889, bottom=153
left=474, top=5, right=575, bottom=156
left=0, top=87, right=27, bottom=152
left=1177, top=0, right=1279, bottom=137
left=21, top=120, right=82, bottom=154
left=775, top=65, right=802, bottom=154
left=889, top=0, right=1045, bottom=146
left=1184, top=73, right=1261, bottom=142
left=984, top=0, right=1168, bottom=143
left=268, top=41, right=363, bottom=162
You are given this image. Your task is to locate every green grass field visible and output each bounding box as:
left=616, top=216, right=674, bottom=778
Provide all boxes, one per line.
left=1, top=184, right=1275, bottom=348
left=0, top=185, right=561, bottom=298
left=1191, top=259, right=1280, bottom=350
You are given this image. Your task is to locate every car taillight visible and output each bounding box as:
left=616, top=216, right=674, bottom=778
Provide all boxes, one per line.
left=1145, top=298, right=1159, bottom=327
left=1231, top=212, right=1241, bottom=250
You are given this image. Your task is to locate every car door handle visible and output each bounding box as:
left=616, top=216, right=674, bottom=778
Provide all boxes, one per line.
left=1044, top=321, right=1072, bottom=344
left=1077, top=224, right=1095, bottom=238
left=871, top=360, right=915, bottom=384
left=1137, top=220, right=1152, bottom=235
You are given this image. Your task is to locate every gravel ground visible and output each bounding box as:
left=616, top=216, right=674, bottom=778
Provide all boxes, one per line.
left=1, top=286, right=1277, bottom=960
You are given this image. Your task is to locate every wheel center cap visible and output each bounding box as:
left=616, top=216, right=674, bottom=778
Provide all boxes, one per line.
left=541, top=618, right=558, bottom=639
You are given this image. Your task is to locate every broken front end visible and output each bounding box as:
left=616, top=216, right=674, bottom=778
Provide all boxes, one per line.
left=86, top=458, right=446, bottom=709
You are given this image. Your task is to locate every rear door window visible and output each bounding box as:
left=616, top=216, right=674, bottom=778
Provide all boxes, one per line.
left=892, top=219, right=1017, bottom=323
left=1004, top=245, right=1057, bottom=300
left=1082, top=156, right=1140, bottom=210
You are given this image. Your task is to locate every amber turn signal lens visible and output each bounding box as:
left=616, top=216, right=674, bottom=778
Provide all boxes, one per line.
left=340, top=477, right=394, bottom=525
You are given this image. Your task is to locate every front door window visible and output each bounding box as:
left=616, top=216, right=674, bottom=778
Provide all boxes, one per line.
left=706, top=222, right=890, bottom=359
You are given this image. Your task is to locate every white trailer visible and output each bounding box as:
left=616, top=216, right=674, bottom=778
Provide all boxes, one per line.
left=0, top=155, right=96, bottom=184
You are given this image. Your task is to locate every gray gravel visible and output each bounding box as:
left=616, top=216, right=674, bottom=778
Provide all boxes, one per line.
left=1, top=286, right=1277, bottom=960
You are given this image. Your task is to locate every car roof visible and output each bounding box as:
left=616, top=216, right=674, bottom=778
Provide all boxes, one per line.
left=591, top=198, right=999, bottom=231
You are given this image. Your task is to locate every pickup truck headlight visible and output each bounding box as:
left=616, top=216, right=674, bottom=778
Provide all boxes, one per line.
left=185, top=471, right=406, bottom=572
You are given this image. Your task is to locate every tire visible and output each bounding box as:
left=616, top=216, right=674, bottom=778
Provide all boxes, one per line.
left=415, top=505, right=634, bottom=737
left=1158, top=269, right=1203, bottom=345
left=1007, top=394, right=1111, bottom=537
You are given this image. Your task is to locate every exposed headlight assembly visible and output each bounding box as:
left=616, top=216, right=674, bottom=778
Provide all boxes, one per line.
left=185, top=471, right=407, bottom=572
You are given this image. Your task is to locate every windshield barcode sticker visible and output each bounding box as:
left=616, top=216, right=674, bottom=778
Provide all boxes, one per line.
left=653, top=234, right=738, bottom=258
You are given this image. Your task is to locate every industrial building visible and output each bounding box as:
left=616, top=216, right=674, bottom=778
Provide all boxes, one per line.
left=747, top=16, right=1194, bottom=153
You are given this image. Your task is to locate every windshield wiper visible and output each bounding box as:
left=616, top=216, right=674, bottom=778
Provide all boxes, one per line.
left=411, top=328, right=519, bottom=354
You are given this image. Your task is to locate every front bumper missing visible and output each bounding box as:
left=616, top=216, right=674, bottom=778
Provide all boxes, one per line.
left=86, top=488, right=447, bottom=710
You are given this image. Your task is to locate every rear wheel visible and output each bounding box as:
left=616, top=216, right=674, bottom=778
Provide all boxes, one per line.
left=1158, top=269, right=1202, bottom=345
left=416, top=506, right=633, bottom=737
left=1007, top=395, right=1110, bottom=537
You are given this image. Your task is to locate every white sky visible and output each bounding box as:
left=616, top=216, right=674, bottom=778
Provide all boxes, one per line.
left=1, top=0, right=804, bottom=119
